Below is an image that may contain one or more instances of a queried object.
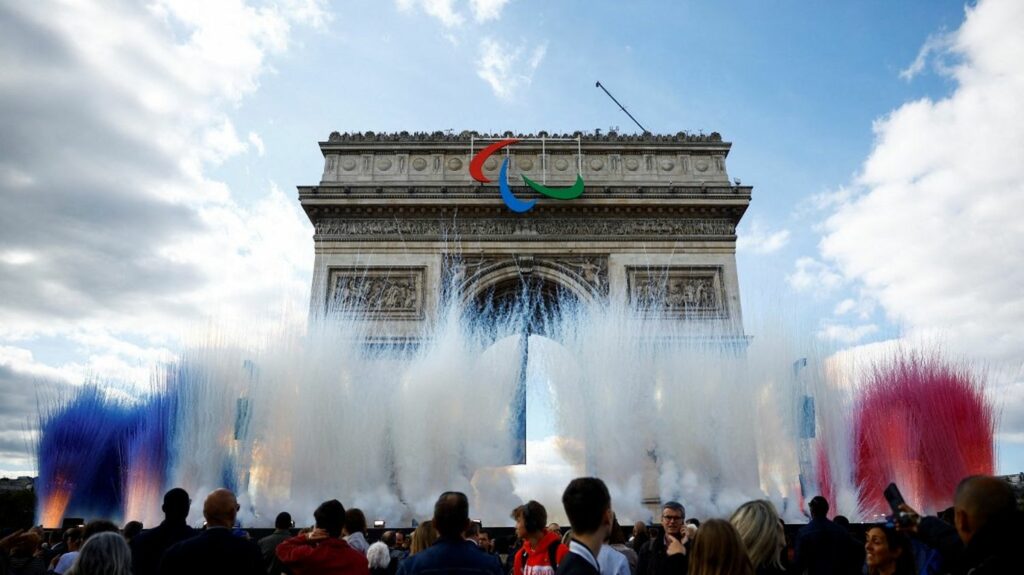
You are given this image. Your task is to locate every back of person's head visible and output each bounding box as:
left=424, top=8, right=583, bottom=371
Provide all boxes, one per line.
left=464, top=522, right=480, bottom=538
left=433, top=491, right=470, bottom=538
left=345, top=508, right=367, bottom=535
left=689, top=518, right=755, bottom=575
left=275, top=512, right=293, bottom=530
left=162, top=488, right=191, bottom=521
left=65, top=527, right=85, bottom=547
left=382, top=530, right=396, bottom=547
left=122, top=521, right=143, bottom=541
left=562, top=477, right=611, bottom=536
left=66, top=531, right=132, bottom=575
left=833, top=515, right=850, bottom=528
left=729, top=500, right=784, bottom=570
left=367, top=541, right=391, bottom=570
left=83, top=520, right=119, bottom=541
left=511, top=500, right=548, bottom=534
left=410, top=520, right=437, bottom=555
left=808, top=496, right=829, bottom=519
left=954, top=475, right=1017, bottom=543
left=314, top=499, right=346, bottom=538
left=203, top=489, right=239, bottom=528
left=633, top=521, right=649, bottom=540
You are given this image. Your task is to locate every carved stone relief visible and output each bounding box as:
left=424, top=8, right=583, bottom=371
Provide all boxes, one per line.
left=626, top=266, right=728, bottom=319
left=326, top=267, right=425, bottom=320
left=443, top=254, right=609, bottom=300
left=314, top=218, right=736, bottom=241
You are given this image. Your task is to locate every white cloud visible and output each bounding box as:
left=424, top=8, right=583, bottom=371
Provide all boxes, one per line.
left=248, top=131, right=266, bottom=156
left=469, top=0, right=510, bottom=22
left=900, top=30, right=956, bottom=81
left=817, top=323, right=879, bottom=345
left=737, top=222, right=791, bottom=254
left=476, top=37, right=547, bottom=101
left=815, top=0, right=1024, bottom=463
left=396, top=0, right=465, bottom=28
left=786, top=257, right=844, bottom=293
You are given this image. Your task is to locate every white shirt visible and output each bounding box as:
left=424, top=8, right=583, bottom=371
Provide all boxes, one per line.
left=597, top=546, right=630, bottom=575
left=569, top=540, right=602, bottom=573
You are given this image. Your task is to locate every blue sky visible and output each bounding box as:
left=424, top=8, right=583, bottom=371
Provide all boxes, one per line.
left=1, top=0, right=1022, bottom=478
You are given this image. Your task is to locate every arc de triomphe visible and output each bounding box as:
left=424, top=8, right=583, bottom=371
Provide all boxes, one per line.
left=299, top=130, right=752, bottom=344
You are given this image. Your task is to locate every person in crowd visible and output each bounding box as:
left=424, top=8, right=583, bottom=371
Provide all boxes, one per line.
left=0, top=529, right=45, bottom=575
left=729, top=500, right=786, bottom=575
left=122, top=521, right=144, bottom=543
left=81, top=521, right=118, bottom=541
left=685, top=519, right=701, bottom=528
left=45, top=529, right=70, bottom=565
left=547, top=524, right=562, bottom=534
left=688, top=519, right=754, bottom=575
left=382, top=530, right=409, bottom=564
left=65, top=531, right=133, bottom=575
left=396, top=491, right=502, bottom=575
left=49, top=527, right=84, bottom=574
left=790, top=496, right=862, bottom=575
left=863, top=525, right=915, bottom=575
left=900, top=474, right=1022, bottom=573
left=130, top=487, right=196, bottom=575
left=408, top=521, right=437, bottom=556
left=367, top=540, right=396, bottom=575
left=465, top=522, right=481, bottom=546
left=637, top=501, right=690, bottom=575
left=606, top=517, right=638, bottom=575
left=629, top=522, right=649, bottom=552
left=276, top=499, right=369, bottom=575
left=258, top=511, right=293, bottom=575
left=158, top=488, right=264, bottom=575
left=478, top=530, right=502, bottom=564
left=557, top=477, right=613, bottom=575
left=345, top=508, right=370, bottom=555
left=511, top=500, right=569, bottom=575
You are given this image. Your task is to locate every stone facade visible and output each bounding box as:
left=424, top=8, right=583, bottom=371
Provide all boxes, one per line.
left=300, top=130, right=752, bottom=343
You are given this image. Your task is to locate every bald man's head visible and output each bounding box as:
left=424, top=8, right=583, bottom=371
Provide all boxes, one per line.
left=203, top=489, right=240, bottom=528
left=953, top=475, right=1016, bottom=545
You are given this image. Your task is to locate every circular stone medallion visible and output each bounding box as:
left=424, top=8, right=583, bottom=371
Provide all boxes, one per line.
left=376, top=157, right=393, bottom=171
left=554, top=158, right=569, bottom=171
left=447, top=157, right=463, bottom=171
left=411, top=157, right=427, bottom=171
left=484, top=157, right=498, bottom=171
left=695, top=158, right=709, bottom=172
left=660, top=159, right=675, bottom=171
left=589, top=157, right=605, bottom=171
left=517, top=157, right=534, bottom=170
left=341, top=158, right=357, bottom=171
left=625, top=158, right=639, bottom=171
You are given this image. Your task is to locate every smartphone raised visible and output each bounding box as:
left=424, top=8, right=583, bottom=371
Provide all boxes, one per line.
left=883, top=482, right=906, bottom=514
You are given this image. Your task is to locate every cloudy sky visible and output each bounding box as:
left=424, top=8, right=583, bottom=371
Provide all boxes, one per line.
left=1, top=0, right=1022, bottom=477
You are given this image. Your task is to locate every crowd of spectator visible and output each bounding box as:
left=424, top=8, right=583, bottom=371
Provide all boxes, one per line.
left=0, top=474, right=1019, bottom=574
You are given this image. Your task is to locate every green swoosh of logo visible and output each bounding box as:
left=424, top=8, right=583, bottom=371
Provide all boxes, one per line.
left=520, top=173, right=585, bottom=200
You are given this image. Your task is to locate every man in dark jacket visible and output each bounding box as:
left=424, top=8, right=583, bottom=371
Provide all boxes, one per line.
left=906, top=475, right=1022, bottom=574
left=130, top=487, right=196, bottom=575
left=556, top=477, right=613, bottom=575
left=159, top=488, right=263, bottom=575
left=791, top=496, right=862, bottom=575
left=397, top=491, right=503, bottom=575
left=637, top=501, right=689, bottom=575
left=258, top=511, right=293, bottom=575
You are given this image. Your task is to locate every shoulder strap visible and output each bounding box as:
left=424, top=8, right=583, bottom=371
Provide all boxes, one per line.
left=548, top=541, right=560, bottom=567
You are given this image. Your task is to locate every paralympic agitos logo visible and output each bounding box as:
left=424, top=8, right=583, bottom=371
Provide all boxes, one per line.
left=469, top=138, right=585, bottom=213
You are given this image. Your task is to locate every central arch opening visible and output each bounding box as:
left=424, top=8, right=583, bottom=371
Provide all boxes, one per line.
left=470, top=275, right=580, bottom=336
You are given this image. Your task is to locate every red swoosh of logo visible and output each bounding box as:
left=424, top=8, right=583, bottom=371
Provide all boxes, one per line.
left=469, top=138, right=519, bottom=183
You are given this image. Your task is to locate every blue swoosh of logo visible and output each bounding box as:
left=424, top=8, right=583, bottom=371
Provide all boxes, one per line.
left=499, top=157, right=536, bottom=213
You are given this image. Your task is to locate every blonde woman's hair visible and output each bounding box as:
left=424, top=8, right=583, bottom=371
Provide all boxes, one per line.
left=729, top=500, right=785, bottom=570
left=410, top=520, right=438, bottom=555
left=688, top=518, right=755, bottom=575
